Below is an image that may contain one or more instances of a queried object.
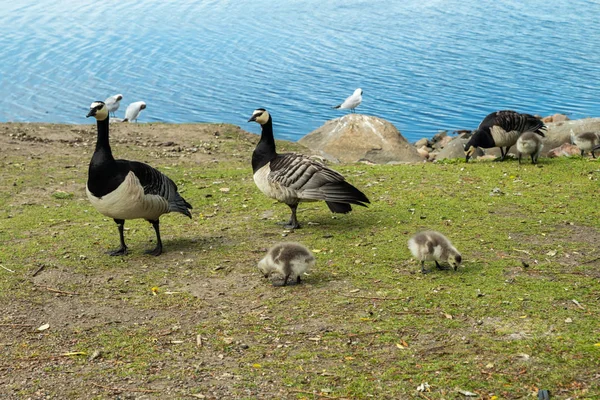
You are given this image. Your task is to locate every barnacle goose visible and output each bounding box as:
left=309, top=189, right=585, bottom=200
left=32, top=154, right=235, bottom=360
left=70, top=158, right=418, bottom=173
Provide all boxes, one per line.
left=258, top=242, right=315, bottom=286
left=104, top=94, right=123, bottom=117
left=408, top=231, right=462, bottom=274
left=332, top=88, right=362, bottom=113
left=516, top=131, right=543, bottom=164
left=571, top=131, right=600, bottom=158
left=464, top=110, right=546, bottom=162
left=86, top=101, right=192, bottom=256
left=123, top=101, right=146, bottom=122
left=248, top=108, right=370, bottom=229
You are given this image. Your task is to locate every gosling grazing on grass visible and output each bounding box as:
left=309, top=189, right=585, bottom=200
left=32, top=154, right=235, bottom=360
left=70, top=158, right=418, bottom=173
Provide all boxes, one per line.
left=123, top=101, right=146, bottom=122
left=248, top=108, right=370, bottom=229
left=465, top=110, right=546, bottom=162
left=516, top=131, right=543, bottom=164
left=571, top=130, right=600, bottom=158
left=86, top=101, right=192, bottom=256
left=258, top=242, right=316, bottom=286
left=104, top=94, right=123, bottom=117
left=332, top=88, right=362, bottom=113
left=408, top=231, right=462, bottom=274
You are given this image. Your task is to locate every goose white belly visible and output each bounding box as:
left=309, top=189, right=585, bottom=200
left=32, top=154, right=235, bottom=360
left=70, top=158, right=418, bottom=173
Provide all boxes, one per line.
left=490, top=126, right=520, bottom=147
left=86, top=171, right=169, bottom=221
left=253, top=164, right=300, bottom=204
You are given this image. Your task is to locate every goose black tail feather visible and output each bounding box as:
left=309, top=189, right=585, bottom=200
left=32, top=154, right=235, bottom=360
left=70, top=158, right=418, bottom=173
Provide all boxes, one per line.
left=170, top=196, right=193, bottom=219
left=316, top=182, right=370, bottom=209
left=326, top=202, right=352, bottom=214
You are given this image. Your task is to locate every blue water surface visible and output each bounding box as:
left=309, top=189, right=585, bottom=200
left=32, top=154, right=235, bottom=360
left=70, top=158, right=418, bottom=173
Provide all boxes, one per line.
left=0, top=0, right=598, bottom=142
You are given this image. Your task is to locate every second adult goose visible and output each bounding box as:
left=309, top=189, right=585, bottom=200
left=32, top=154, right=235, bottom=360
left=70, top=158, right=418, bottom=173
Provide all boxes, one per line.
left=86, top=101, right=192, bottom=256
left=465, top=110, right=546, bottom=162
left=248, top=108, right=370, bottom=229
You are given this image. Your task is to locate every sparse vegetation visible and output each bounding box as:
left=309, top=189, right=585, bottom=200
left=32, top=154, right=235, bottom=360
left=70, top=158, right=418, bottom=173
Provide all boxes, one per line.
left=1, top=122, right=599, bottom=399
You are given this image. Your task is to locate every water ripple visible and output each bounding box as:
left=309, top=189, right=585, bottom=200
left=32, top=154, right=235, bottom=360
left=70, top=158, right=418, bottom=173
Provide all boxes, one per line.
left=0, top=0, right=599, bottom=142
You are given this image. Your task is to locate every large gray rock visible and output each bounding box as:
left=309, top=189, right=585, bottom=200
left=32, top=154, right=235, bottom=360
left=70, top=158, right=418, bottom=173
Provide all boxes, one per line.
left=298, top=114, right=422, bottom=164
left=542, top=118, right=600, bottom=155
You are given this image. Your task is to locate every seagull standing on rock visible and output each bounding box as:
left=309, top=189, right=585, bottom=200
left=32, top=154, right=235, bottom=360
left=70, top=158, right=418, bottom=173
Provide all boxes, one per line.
left=332, top=88, right=362, bottom=113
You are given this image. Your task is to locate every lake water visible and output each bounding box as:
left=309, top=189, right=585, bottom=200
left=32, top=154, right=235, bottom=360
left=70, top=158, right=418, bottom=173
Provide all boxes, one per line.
left=0, top=0, right=598, bottom=142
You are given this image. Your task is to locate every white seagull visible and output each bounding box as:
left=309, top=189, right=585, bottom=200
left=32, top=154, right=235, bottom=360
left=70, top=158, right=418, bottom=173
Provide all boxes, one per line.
left=123, top=101, right=147, bottom=123
left=104, top=94, right=123, bottom=117
left=332, top=88, right=362, bottom=113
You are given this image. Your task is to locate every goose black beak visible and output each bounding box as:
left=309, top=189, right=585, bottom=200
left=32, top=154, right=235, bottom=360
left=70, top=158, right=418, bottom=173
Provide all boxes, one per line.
left=86, top=109, right=96, bottom=118
left=248, top=115, right=257, bottom=122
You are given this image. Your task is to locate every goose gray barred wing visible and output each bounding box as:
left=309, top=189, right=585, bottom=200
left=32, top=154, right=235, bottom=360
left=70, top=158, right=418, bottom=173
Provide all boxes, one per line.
left=268, top=153, right=345, bottom=189
left=269, top=153, right=369, bottom=206
left=481, top=110, right=546, bottom=136
left=127, top=161, right=192, bottom=218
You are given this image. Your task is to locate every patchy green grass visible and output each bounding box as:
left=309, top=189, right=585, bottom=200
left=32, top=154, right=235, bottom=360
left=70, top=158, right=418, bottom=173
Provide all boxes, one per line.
left=1, top=124, right=599, bottom=399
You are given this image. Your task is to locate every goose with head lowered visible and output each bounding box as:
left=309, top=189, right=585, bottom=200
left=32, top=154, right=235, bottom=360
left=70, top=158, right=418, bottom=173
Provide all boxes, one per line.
left=248, top=108, right=370, bottom=229
left=86, top=101, right=192, bottom=256
left=465, top=110, right=546, bottom=162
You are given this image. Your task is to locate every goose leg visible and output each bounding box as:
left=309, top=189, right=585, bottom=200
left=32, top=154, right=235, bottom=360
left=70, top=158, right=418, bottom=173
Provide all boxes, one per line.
left=145, top=219, right=163, bottom=256
left=420, top=261, right=428, bottom=274
left=518, top=152, right=522, bottom=164
left=109, top=219, right=128, bottom=256
left=282, top=274, right=290, bottom=286
left=297, top=275, right=302, bottom=284
left=284, top=204, right=301, bottom=229
left=435, top=261, right=443, bottom=270
left=581, top=150, right=585, bottom=157
left=592, top=150, right=596, bottom=159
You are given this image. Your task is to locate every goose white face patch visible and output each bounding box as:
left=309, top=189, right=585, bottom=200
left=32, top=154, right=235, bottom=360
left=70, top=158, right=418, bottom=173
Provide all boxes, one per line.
left=90, top=101, right=109, bottom=121
left=252, top=109, right=270, bottom=125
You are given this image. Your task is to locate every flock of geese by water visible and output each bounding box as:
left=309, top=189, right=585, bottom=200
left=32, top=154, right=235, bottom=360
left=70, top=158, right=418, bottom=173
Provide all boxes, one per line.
left=84, top=91, right=599, bottom=285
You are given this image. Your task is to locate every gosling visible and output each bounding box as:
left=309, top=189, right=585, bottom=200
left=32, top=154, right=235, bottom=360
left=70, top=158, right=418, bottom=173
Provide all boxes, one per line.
left=571, top=130, right=600, bottom=158
left=407, top=231, right=462, bottom=274
left=258, top=242, right=315, bottom=286
left=516, top=131, right=543, bottom=164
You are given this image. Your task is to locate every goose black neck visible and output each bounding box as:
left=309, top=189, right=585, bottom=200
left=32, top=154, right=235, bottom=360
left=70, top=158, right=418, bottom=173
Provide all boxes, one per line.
left=93, top=117, right=114, bottom=162
left=252, top=116, right=277, bottom=172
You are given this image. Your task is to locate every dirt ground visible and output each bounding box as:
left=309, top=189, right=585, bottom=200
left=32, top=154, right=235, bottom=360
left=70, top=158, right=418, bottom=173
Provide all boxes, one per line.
left=1, top=122, right=599, bottom=399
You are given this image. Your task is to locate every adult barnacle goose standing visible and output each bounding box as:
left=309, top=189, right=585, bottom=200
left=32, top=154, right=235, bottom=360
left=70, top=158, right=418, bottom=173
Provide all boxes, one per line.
left=86, top=101, right=192, bottom=256
left=464, top=110, right=545, bottom=162
left=248, top=108, right=370, bottom=229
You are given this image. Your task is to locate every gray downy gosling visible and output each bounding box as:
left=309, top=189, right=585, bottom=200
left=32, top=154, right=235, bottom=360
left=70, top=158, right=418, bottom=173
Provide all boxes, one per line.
left=258, top=242, right=316, bottom=286
left=516, top=131, right=543, bottom=164
left=407, top=231, right=462, bottom=274
left=571, top=130, right=600, bottom=158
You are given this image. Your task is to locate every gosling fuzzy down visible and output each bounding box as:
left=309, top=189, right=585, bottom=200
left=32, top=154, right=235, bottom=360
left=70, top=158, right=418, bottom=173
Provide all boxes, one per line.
left=571, top=131, right=600, bottom=158
left=407, top=231, right=462, bottom=274
left=258, top=242, right=316, bottom=286
left=516, top=131, right=543, bottom=164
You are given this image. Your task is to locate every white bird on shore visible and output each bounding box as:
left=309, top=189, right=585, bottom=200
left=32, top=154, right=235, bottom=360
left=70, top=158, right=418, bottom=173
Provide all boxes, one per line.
left=332, top=88, right=362, bottom=113
left=123, top=101, right=147, bottom=123
left=104, top=94, right=123, bottom=117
